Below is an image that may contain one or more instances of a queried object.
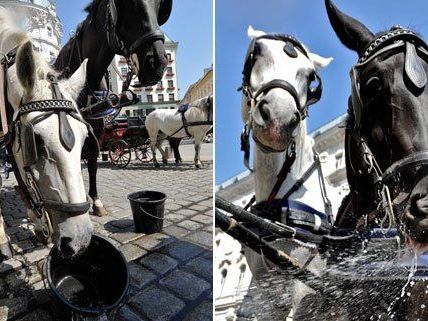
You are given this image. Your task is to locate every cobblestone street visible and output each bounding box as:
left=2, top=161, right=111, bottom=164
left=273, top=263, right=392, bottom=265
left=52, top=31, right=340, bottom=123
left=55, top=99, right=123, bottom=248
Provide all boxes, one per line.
left=0, top=144, right=213, bottom=321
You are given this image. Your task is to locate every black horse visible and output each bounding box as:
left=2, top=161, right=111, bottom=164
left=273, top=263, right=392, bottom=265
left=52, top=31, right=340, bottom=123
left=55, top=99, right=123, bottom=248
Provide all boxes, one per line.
left=326, top=0, right=428, bottom=318
left=54, top=0, right=175, bottom=216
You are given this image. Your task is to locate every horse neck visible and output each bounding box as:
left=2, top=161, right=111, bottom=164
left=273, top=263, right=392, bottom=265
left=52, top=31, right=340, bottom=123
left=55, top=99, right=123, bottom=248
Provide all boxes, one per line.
left=254, top=120, right=327, bottom=212
left=56, top=19, right=114, bottom=90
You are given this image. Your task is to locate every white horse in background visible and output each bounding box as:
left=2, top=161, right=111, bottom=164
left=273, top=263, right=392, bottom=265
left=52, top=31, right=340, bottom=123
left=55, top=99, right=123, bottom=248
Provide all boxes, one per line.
left=145, top=95, right=213, bottom=168
left=0, top=8, right=92, bottom=260
left=241, top=26, right=337, bottom=320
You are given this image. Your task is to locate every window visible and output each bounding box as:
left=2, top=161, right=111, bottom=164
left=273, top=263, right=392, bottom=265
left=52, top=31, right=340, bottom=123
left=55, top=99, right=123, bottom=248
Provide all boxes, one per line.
left=168, top=80, right=174, bottom=88
left=335, top=150, right=344, bottom=169
left=49, top=52, right=56, bottom=63
left=167, top=53, right=172, bottom=62
left=146, top=95, right=153, bottom=103
left=158, top=94, right=164, bottom=102
left=169, top=93, right=175, bottom=101
left=120, top=67, right=128, bottom=77
left=157, top=81, right=163, bottom=89
left=167, top=67, right=173, bottom=75
left=137, top=95, right=142, bottom=102
left=47, top=26, right=52, bottom=38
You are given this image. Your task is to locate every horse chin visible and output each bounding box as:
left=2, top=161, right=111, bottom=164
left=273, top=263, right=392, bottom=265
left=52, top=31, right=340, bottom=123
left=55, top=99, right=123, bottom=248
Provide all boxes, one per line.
left=402, top=211, right=428, bottom=252
left=407, top=237, right=428, bottom=254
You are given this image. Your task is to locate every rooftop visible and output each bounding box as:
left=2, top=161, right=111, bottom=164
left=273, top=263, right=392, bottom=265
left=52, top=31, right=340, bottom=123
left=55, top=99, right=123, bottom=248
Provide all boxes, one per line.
left=13, top=0, right=56, bottom=8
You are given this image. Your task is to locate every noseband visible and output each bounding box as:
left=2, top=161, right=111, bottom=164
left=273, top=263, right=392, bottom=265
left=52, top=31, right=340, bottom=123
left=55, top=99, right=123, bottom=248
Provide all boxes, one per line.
left=0, top=48, right=94, bottom=238
left=348, top=26, right=428, bottom=231
left=240, top=34, right=323, bottom=169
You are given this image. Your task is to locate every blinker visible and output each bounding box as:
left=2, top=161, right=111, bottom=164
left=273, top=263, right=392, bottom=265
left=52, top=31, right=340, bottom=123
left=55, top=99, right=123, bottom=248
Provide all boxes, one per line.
left=283, top=41, right=298, bottom=58
left=20, top=123, right=38, bottom=168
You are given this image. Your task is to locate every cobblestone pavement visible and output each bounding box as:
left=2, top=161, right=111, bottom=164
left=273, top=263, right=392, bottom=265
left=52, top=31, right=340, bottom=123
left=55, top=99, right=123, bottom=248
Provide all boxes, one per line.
left=0, top=145, right=213, bottom=321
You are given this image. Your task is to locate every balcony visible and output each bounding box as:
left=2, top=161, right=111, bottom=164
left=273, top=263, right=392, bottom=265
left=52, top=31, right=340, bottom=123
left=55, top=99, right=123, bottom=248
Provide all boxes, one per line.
left=167, top=87, right=175, bottom=90
left=145, top=87, right=153, bottom=91
left=119, top=57, right=127, bottom=64
left=156, top=87, right=165, bottom=91
left=165, top=72, right=175, bottom=77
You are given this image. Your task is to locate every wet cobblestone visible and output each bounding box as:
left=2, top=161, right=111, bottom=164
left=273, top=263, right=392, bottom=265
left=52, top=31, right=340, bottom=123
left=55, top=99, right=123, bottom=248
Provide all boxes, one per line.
left=0, top=156, right=213, bottom=320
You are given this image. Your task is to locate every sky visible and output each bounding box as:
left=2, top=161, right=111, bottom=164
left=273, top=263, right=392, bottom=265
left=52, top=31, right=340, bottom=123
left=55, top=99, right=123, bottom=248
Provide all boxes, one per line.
left=56, top=0, right=213, bottom=100
left=215, top=0, right=428, bottom=184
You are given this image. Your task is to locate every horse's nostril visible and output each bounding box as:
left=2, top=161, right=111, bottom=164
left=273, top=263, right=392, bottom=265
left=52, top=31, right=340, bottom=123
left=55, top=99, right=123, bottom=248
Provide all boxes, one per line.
left=258, top=100, right=270, bottom=122
left=290, top=111, right=300, bottom=128
left=59, top=237, right=75, bottom=257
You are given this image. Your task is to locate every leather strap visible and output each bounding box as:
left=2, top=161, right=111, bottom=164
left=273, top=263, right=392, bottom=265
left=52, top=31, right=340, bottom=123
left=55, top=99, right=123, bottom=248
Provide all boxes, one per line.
left=267, top=142, right=296, bottom=204
left=0, top=64, right=8, bottom=135
left=44, top=199, right=91, bottom=214
left=180, top=110, right=192, bottom=137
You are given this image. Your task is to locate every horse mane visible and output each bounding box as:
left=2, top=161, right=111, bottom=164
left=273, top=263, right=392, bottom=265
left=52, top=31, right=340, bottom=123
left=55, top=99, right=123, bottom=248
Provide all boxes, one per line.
left=84, top=0, right=105, bottom=19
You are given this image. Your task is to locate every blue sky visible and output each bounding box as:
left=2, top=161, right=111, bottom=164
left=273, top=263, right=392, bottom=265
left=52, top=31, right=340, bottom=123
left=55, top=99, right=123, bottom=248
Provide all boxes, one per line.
left=57, top=0, right=213, bottom=100
left=215, top=0, right=428, bottom=184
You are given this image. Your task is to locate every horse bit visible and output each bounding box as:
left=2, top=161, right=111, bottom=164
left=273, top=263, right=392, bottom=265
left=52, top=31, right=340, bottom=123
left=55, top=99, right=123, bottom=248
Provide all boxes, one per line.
left=0, top=47, right=96, bottom=238
left=349, top=26, right=428, bottom=232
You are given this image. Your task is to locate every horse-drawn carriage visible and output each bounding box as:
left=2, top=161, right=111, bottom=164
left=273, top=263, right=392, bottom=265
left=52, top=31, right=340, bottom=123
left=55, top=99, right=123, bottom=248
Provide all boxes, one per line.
left=99, top=116, right=152, bottom=168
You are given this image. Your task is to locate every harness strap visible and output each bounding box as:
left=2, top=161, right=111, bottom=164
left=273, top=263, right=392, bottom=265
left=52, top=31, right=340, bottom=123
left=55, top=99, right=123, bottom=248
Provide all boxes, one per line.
left=267, top=141, right=296, bottom=204
left=180, top=110, right=192, bottom=137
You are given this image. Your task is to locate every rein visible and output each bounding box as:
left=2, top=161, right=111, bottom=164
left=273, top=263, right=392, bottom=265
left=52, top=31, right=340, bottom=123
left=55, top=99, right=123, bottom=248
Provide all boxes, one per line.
left=0, top=47, right=93, bottom=238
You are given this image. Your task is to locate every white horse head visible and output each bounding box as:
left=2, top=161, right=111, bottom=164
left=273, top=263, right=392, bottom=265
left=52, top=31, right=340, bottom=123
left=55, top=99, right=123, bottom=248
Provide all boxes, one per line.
left=242, top=26, right=332, bottom=152
left=0, top=8, right=92, bottom=258
left=188, top=95, right=213, bottom=120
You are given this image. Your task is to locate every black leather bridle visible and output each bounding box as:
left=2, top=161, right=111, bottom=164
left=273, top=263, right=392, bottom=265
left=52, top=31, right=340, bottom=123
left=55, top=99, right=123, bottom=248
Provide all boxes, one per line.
left=1, top=48, right=95, bottom=238
left=240, top=34, right=323, bottom=169
left=105, top=0, right=165, bottom=59
left=347, top=26, right=428, bottom=230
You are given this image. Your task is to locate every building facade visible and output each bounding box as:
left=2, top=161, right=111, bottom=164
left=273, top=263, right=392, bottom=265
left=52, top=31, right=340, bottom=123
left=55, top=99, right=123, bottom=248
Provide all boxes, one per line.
left=181, top=65, right=213, bottom=104
left=108, top=34, right=180, bottom=117
left=0, top=0, right=62, bottom=63
left=215, top=114, right=348, bottom=320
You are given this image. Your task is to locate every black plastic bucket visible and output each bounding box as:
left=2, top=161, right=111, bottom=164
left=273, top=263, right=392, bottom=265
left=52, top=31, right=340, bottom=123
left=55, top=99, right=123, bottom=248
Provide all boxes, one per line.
left=47, top=234, right=129, bottom=320
left=128, top=190, right=166, bottom=234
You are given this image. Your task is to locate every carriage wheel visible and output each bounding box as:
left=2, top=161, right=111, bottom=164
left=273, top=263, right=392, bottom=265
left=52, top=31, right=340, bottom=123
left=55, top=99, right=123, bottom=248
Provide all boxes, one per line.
left=135, top=139, right=153, bottom=162
left=109, top=139, right=131, bottom=168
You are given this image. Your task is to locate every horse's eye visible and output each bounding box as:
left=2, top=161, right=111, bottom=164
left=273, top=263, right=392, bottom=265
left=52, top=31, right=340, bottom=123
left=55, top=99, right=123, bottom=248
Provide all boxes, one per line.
left=365, top=76, right=382, bottom=93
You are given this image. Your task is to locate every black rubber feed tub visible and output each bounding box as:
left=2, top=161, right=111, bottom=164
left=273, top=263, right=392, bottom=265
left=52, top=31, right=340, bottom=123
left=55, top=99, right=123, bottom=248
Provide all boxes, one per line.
left=47, top=234, right=129, bottom=319
left=128, top=190, right=167, bottom=234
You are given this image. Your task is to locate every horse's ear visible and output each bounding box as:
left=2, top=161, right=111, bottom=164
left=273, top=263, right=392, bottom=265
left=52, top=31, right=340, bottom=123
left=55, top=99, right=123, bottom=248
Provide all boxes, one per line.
left=68, top=59, right=88, bottom=100
left=308, top=52, right=333, bottom=70
left=16, top=41, right=37, bottom=95
left=158, top=0, right=172, bottom=26
left=248, top=26, right=266, bottom=40
left=325, top=0, right=374, bottom=54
